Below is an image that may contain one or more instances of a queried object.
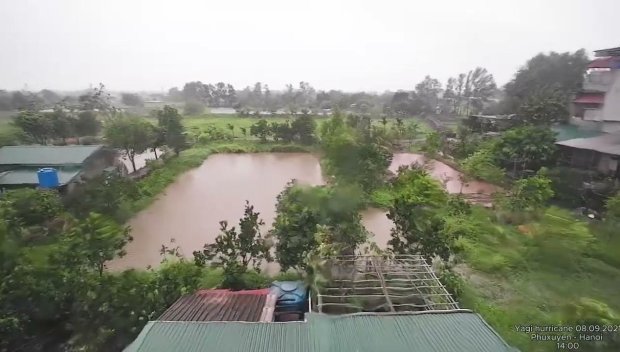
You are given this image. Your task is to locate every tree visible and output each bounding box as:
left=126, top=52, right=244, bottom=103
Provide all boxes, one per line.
left=183, top=100, right=205, bottom=115
left=462, top=148, right=505, bottom=184
left=13, top=110, right=53, bottom=144
left=240, top=127, right=247, bottom=138
left=492, top=125, right=557, bottom=174
left=157, top=105, right=187, bottom=155
left=79, top=83, right=117, bottom=116
left=227, top=123, right=235, bottom=138
left=291, top=112, right=316, bottom=144
left=55, top=213, right=132, bottom=276
left=120, top=93, right=144, bottom=107
left=502, top=49, right=589, bottom=114
left=75, top=110, right=102, bottom=137
left=193, top=201, right=271, bottom=289
left=104, top=117, right=155, bottom=172
left=501, top=171, right=554, bottom=212
left=48, top=108, right=77, bottom=143
left=387, top=166, right=464, bottom=264
left=0, top=188, right=63, bottom=228
left=64, top=173, right=140, bottom=221
left=182, top=81, right=212, bottom=103
left=250, top=119, right=271, bottom=142
left=270, top=183, right=367, bottom=270
left=270, top=121, right=294, bottom=142
left=518, top=90, right=570, bottom=124
left=414, top=76, right=442, bottom=114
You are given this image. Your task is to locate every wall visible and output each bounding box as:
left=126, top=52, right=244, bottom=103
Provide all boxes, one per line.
left=603, top=70, right=620, bottom=123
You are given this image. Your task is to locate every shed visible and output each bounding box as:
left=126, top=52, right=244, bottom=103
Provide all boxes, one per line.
left=125, top=311, right=518, bottom=352
left=0, top=145, right=119, bottom=189
left=556, top=133, right=620, bottom=176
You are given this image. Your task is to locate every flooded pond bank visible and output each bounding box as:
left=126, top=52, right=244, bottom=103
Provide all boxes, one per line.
left=110, top=152, right=496, bottom=270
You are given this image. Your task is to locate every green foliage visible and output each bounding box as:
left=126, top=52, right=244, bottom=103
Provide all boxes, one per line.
left=492, top=125, right=557, bottom=173
left=386, top=165, right=466, bottom=263
left=605, top=192, right=620, bottom=219
left=64, top=172, right=141, bottom=222
left=290, top=112, right=317, bottom=144
left=518, top=90, right=570, bottom=125
left=0, top=188, right=63, bottom=228
left=156, top=105, right=187, bottom=155
left=54, top=213, right=132, bottom=276
left=250, top=119, right=271, bottom=142
left=270, top=183, right=367, bottom=270
left=562, top=298, right=620, bottom=351
left=320, top=115, right=392, bottom=193
left=193, top=201, right=272, bottom=289
left=183, top=100, right=205, bottom=115
left=104, top=116, right=155, bottom=172
left=75, top=110, right=102, bottom=136
left=462, top=148, right=505, bottom=184
left=501, top=171, right=554, bottom=213
left=13, top=110, right=53, bottom=144
left=421, top=131, right=443, bottom=155
left=502, top=49, right=589, bottom=114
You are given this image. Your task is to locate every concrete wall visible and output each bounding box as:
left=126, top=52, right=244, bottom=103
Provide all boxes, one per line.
left=603, top=70, right=620, bottom=123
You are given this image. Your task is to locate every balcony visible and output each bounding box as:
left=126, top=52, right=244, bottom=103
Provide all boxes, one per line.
left=583, top=70, right=613, bottom=92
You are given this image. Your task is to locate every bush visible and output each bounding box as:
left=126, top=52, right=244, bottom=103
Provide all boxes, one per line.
left=183, top=100, right=205, bottom=115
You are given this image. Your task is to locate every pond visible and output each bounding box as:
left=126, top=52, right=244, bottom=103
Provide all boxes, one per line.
left=108, top=152, right=496, bottom=271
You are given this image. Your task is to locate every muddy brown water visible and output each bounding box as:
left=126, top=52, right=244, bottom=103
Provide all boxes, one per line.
left=108, top=152, right=496, bottom=271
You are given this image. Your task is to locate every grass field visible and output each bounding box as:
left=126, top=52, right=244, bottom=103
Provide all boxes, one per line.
left=456, top=206, right=620, bottom=351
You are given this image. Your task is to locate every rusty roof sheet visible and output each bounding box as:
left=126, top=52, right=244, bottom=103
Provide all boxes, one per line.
left=157, top=289, right=271, bottom=322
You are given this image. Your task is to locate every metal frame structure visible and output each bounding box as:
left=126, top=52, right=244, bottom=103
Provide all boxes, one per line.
left=315, top=254, right=458, bottom=314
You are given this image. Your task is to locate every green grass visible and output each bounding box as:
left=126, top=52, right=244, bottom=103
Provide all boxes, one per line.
left=456, top=206, right=620, bottom=351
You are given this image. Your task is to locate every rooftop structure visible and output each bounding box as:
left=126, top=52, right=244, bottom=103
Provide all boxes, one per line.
left=315, top=255, right=458, bottom=314
left=158, top=289, right=276, bottom=322
left=125, top=311, right=517, bottom=352
left=0, top=145, right=119, bottom=189
left=573, top=46, right=620, bottom=133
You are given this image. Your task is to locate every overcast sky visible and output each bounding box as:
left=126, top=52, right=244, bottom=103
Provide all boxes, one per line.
left=0, top=0, right=618, bottom=93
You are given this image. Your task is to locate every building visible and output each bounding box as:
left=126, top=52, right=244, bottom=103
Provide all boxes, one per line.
left=556, top=133, right=620, bottom=177
left=0, top=145, right=124, bottom=191
left=125, top=255, right=518, bottom=352
left=573, top=46, right=620, bottom=133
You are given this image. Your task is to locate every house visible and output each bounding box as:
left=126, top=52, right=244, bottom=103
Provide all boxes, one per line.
left=556, top=133, right=620, bottom=177
left=125, top=255, right=518, bottom=352
left=0, top=145, right=125, bottom=191
left=572, top=46, right=620, bottom=133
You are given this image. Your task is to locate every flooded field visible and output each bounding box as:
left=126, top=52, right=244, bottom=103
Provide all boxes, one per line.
left=109, top=152, right=496, bottom=270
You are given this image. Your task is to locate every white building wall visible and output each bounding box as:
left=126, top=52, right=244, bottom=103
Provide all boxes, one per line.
left=602, top=70, right=620, bottom=123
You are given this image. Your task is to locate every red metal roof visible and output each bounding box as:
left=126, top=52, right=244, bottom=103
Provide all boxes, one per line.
left=158, top=289, right=273, bottom=322
left=588, top=57, right=620, bottom=69
left=573, top=93, right=605, bottom=104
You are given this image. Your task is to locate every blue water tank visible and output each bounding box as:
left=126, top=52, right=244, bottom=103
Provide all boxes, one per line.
left=37, top=168, right=60, bottom=189
left=270, top=281, right=308, bottom=312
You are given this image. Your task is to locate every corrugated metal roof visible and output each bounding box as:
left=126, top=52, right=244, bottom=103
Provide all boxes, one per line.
left=0, top=168, right=81, bottom=185
left=158, top=289, right=271, bottom=322
left=587, top=57, right=620, bottom=69
left=0, top=145, right=103, bottom=165
left=594, top=47, right=620, bottom=57
left=556, top=133, right=620, bottom=156
left=552, top=125, right=603, bottom=142
left=125, top=311, right=518, bottom=352
left=573, top=93, right=605, bottom=104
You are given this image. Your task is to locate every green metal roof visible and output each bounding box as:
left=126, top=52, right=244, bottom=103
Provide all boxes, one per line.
left=552, top=125, right=602, bottom=142
left=125, top=311, right=517, bottom=352
left=0, top=145, right=103, bottom=166
left=0, top=167, right=81, bottom=186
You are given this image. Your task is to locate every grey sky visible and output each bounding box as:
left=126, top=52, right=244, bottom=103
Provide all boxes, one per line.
left=0, top=0, right=618, bottom=93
